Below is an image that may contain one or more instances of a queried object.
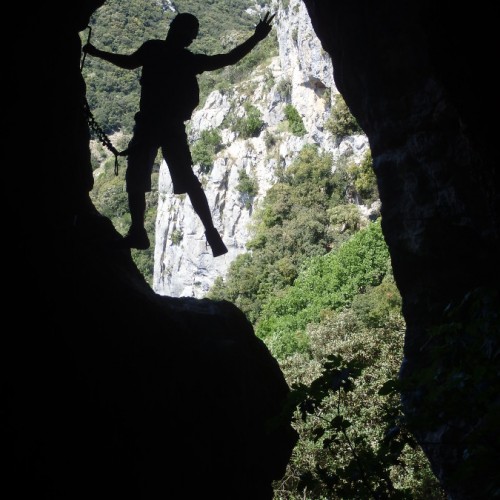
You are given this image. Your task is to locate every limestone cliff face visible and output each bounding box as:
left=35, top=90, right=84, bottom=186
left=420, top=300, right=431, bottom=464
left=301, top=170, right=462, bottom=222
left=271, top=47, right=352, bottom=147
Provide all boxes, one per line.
left=153, top=0, right=368, bottom=297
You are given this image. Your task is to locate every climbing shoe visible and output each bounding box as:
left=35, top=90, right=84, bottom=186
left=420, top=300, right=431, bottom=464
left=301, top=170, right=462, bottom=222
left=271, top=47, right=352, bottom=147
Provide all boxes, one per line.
left=121, top=227, right=150, bottom=250
left=205, top=228, right=228, bottom=257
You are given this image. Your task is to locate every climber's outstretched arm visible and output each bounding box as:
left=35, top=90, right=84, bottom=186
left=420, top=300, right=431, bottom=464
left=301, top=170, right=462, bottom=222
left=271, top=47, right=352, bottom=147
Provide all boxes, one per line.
left=82, top=42, right=141, bottom=70
left=200, top=12, right=275, bottom=72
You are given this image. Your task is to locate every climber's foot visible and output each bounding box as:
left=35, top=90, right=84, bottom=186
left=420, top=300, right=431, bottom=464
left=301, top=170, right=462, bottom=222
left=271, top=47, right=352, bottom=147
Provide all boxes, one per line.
left=205, top=228, right=228, bottom=257
left=120, top=227, right=150, bottom=250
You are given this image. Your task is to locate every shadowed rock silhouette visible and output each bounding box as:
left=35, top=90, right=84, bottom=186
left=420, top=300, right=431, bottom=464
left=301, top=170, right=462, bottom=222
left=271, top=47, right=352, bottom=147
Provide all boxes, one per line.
left=10, top=1, right=498, bottom=498
left=5, top=2, right=297, bottom=498
left=302, top=1, right=499, bottom=498
left=83, top=11, right=275, bottom=256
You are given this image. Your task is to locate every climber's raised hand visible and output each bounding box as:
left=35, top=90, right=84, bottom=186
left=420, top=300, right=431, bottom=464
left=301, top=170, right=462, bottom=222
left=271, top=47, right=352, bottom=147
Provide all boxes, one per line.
left=254, top=12, right=276, bottom=41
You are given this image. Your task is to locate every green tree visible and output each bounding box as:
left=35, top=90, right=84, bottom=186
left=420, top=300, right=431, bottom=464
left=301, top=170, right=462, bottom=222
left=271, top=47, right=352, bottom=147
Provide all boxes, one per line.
left=232, top=102, right=265, bottom=138
left=191, top=128, right=223, bottom=173
left=284, top=104, right=307, bottom=136
left=347, top=150, right=379, bottom=203
left=325, top=93, right=363, bottom=140
left=207, top=144, right=364, bottom=323
left=237, top=169, right=259, bottom=210
left=256, top=220, right=391, bottom=358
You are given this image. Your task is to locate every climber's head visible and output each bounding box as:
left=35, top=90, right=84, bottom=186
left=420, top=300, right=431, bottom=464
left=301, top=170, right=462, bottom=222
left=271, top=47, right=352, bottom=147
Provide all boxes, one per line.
left=167, top=13, right=199, bottom=47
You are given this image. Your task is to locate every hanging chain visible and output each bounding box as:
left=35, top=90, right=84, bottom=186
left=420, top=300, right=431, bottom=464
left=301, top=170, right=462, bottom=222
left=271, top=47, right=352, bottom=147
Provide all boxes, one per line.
left=81, top=25, right=125, bottom=175
left=83, top=98, right=123, bottom=175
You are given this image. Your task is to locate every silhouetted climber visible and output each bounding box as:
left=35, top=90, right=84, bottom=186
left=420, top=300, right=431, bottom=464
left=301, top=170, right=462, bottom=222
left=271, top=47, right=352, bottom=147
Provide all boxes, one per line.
left=83, top=11, right=275, bottom=256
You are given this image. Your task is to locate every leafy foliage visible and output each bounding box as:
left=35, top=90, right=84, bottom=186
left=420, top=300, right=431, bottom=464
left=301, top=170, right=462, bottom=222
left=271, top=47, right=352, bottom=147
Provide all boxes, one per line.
left=347, top=150, right=379, bottom=204
left=231, top=102, right=265, bottom=138
left=284, top=104, right=307, bottom=137
left=90, top=144, right=158, bottom=284
left=170, top=228, right=183, bottom=245
left=325, top=93, right=363, bottom=140
left=326, top=203, right=368, bottom=250
left=191, top=128, right=223, bottom=173
left=208, top=144, right=356, bottom=322
left=276, top=78, right=292, bottom=102
left=256, top=220, right=391, bottom=358
left=207, top=151, right=442, bottom=497
left=273, top=303, right=444, bottom=499
left=237, top=169, right=259, bottom=210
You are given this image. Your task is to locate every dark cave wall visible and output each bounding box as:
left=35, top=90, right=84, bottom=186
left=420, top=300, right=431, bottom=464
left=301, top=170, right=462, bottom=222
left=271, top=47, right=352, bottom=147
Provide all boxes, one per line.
left=5, top=2, right=297, bottom=498
left=302, top=1, right=499, bottom=498
left=8, top=1, right=498, bottom=498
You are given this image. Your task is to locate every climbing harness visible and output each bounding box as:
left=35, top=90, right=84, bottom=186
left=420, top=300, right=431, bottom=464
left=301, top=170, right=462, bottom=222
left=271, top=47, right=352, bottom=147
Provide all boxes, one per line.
left=81, top=25, right=127, bottom=175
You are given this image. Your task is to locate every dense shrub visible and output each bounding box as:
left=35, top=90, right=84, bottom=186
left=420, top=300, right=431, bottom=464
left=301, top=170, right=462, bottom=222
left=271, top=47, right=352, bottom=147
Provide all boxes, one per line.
left=170, top=229, right=183, bottom=245
left=256, top=220, right=391, bottom=358
left=191, top=128, right=223, bottom=173
left=237, top=169, right=259, bottom=210
left=284, top=104, right=307, bottom=136
left=325, top=93, right=363, bottom=140
left=207, top=144, right=340, bottom=322
left=276, top=78, right=292, bottom=102
left=232, top=103, right=265, bottom=138
left=273, top=298, right=444, bottom=499
left=347, top=150, right=379, bottom=203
